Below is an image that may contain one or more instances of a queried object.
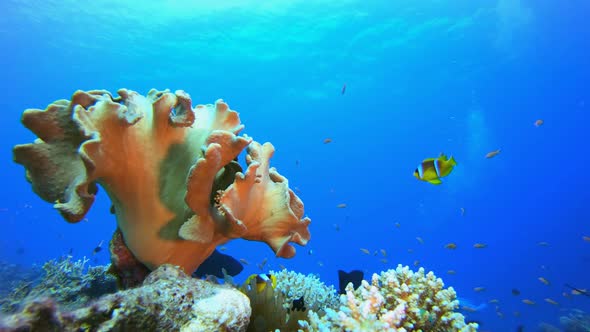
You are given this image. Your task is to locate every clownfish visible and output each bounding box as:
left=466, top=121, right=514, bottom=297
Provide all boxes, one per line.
left=242, top=273, right=277, bottom=293
left=414, top=153, right=457, bottom=185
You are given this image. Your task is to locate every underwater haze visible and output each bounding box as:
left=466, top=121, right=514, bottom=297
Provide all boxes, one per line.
left=1, top=0, right=589, bottom=331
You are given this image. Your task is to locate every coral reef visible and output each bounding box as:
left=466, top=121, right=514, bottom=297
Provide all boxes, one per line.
left=240, top=270, right=339, bottom=331
left=272, top=269, right=339, bottom=314
left=0, top=256, right=117, bottom=314
left=0, top=264, right=250, bottom=332
left=302, top=265, right=478, bottom=332
left=560, top=309, right=590, bottom=332
left=13, top=89, right=311, bottom=274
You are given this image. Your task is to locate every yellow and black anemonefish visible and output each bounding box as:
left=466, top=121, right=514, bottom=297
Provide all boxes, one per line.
left=414, top=153, right=457, bottom=185
left=242, top=273, right=277, bottom=293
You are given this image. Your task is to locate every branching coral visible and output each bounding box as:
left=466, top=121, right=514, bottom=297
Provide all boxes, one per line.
left=13, top=89, right=311, bottom=273
left=0, top=256, right=117, bottom=313
left=272, top=269, right=339, bottom=314
left=303, top=265, right=478, bottom=332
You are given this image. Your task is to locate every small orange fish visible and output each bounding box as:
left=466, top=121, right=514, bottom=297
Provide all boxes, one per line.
left=474, top=287, right=486, bottom=292
left=485, top=149, right=501, bottom=159
left=473, top=243, right=487, bottom=249
left=337, top=203, right=347, bottom=208
left=360, top=248, right=370, bottom=255
left=323, top=138, right=333, bottom=144
left=445, top=243, right=457, bottom=250
left=544, top=298, right=558, bottom=305
left=534, top=119, right=544, bottom=127
left=538, top=277, right=550, bottom=285
left=522, top=299, right=535, bottom=305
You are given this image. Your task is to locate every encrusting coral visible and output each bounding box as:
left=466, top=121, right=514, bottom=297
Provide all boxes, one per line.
left=302, top=265, right=478, bottom=332
left=13, top=89, right=311, bottom=274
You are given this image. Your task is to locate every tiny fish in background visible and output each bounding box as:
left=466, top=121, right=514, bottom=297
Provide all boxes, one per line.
left=485, top=149, right=501, bottom=159
left=544, top=298, right=559, bottom=305
left=93, top=240, right=103, bottom=255
left=460, top=207, right=465, bottom=216
left=512, top=288, right=521, bottom=296
left=583, top=236, right=590, bottom=242
left=473, top=243, right=487, bottom=249
left=380, top=249, right=387, bottom=257
left=537, top=241, right=550, bottom=247
left=413, top=260, right=420, bottom=267
left=341, top=83, right=346, bottom=95
left=445, top=243, right=457, bottom=250
left=336, top=203, right=347, bottom=208
left=323, top=138, right=333, bottom=144
left=239, top=258, right=250, bottom=265
left=416, top=237, right=424, bottom=244
left=447, top=270, right=457, bottom=275
left=489, top=299, right=500, bottom=304
left=522, top=299, right=536, bottom=305
left=534, top=119, right=544, bottom=127
left=360, top=248, right=370, bottom=255
left=538, top=277, right=550, bottom=285
left=473, top=287, right=486, bottom=292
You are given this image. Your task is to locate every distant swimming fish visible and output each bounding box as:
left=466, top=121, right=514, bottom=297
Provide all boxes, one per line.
left=93, top=240, right=103, bottom=255
left=485, top=149, right=501, bottom=159
left=341, top=83, right=346, bottom=95
left=565, top=284, right=590, bottom=297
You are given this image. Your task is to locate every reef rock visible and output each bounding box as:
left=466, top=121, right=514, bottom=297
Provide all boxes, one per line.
left=0, top=265, right=251, bottom=332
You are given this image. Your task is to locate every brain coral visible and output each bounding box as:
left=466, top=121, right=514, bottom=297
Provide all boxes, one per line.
left=13, top=89, right=311, bottom=273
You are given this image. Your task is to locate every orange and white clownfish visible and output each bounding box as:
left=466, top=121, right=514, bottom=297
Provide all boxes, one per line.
left=414, top=153, right=457, bottom=185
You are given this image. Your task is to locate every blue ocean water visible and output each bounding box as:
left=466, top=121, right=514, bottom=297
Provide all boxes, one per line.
left=1, top=0, right=589, bottom=331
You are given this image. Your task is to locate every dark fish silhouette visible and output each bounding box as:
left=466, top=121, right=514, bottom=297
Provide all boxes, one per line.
left=338, top=270, right=364, bottom=294
left=341, top=83, right=346, bottom=95
left=93, top=240, right=103, bottom=255
left=291, top=296, right=306, bottom=312
left=516, top=325, right=524, bottom=332
left=511, top=288, right=521, bottom=296
left=192, top=249, right=244, bottom=278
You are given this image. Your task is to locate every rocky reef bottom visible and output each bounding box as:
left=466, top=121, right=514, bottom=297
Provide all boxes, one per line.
left=0, top=263, right=250, bottom=331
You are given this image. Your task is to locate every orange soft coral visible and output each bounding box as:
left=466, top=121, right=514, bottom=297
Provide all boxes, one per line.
left=13, top=89, right=311, bottom=273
